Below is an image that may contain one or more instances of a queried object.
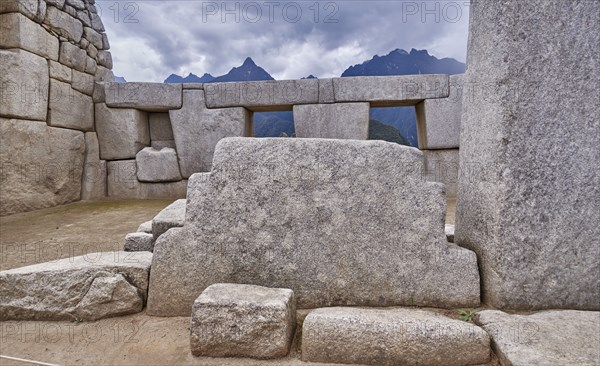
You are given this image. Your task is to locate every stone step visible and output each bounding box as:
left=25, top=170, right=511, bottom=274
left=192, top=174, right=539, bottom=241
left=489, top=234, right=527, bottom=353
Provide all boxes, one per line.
left=190, top=283, right=296, bottom=359
left=476, top=310, right=600, bottom=366
left=151, top=198, right=186, bottom=239
left=0, top=252, right=152, bottom=321
left=301, top=307, right=491, bottom=366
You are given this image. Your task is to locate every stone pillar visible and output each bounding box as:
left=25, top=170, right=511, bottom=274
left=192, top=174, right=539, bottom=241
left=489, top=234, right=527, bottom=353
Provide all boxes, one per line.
left=293, top=103, right=370, bottom=140
left=456, top=0, right=600, bottom=310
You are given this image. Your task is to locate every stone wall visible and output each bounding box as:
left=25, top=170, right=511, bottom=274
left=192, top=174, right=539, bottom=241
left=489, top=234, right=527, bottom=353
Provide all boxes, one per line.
left=456, top=0, right=599, bottom=310
left=1, top=0, right=113, bottom=215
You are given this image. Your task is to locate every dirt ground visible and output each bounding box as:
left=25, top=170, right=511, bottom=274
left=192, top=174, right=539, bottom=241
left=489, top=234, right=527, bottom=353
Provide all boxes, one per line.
left=0, top=199, right=473, bottom=366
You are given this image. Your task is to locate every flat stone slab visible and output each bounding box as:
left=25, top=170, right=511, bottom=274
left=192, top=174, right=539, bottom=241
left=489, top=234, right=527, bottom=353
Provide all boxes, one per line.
left=136, top=147, right=182, bottom=183
left=124, top=232, right=155, bottom=252
left=476, top=310, right=600, bottom=366
left=294, top=103, right=370, bottom=140
left=204, top=79, right=318, bottom=111
left=152, top=198, right=186, bottom=239
left=137, top=220, right=153, bottom=233
left=333, top=75, right=449, bottom=107
left=0, top=252, right=152, bottom=321
left=302, top=307, right=490, bottom=366
left=147, top=138, right=480, bottom=316
left=190, top=283, right=296, bottom=359
left=105, top=82, right=182, bottom=111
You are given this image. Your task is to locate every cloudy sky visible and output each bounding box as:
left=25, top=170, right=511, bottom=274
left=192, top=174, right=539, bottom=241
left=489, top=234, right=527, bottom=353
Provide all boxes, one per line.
left=96, top=1, right=471, bottom=82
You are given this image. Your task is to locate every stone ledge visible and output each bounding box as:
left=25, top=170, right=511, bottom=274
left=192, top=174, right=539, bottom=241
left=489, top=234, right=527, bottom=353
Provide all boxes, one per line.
left=105, top=82, right=183, bottom=111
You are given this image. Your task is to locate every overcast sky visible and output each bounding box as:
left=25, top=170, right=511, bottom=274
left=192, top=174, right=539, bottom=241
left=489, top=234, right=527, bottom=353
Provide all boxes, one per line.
left=96, top=1, right=470, bottom=82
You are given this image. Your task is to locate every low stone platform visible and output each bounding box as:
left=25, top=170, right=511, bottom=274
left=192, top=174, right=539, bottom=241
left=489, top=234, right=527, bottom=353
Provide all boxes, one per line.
left=0, top=251, right=152, bottom=321
left=302, top=307, right=490, bottom=366
left=152, top=198, right=186, bottom=239
left=190, top=283, right=296, bottom=359
left=476, top=310, right=600, bottom=366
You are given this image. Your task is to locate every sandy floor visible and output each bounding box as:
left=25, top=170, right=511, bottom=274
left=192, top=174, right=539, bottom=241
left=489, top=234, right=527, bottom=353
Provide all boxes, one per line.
left=0, top=199, right=471, bottom=366
left=0, top=200, right=172, bottom=271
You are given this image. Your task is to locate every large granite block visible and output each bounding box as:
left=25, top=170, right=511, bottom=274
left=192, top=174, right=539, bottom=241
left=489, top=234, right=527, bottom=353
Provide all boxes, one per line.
left=0, top=49, right=48, bottom=121
left=95, top=103, right=149, bottom=160
left=48, top=79, right=94, bottom=131
left=81, top=132, right=106, bottom=200
left=148, top=113, right=173, bottom=140
left=0, top=252, right=152, bottom=321
left=333, top=74, right=449, bottom=107
left=204, top=79, right=318, bottom=111
left=147, top=138, right=480, bottom=316
left=169, top=90, right=251, bottom=177
left=190, top=284, right=296, bottom=359
left=106, top=160, right=187, bottom=199
left=43, top=5, right=83, bottom=43
left=105, top=82, right=182, bottom=111
left=0, top=12, right=59, bottom=61
left=302, top=307, right=490, bottom=366
left=455, top=0, right=600, bottom=310
left=476, top=310, right=600, bottom=366
left=135, top=147, right=182, bottom=183
left=59, top=40, right=86, bottom=72
left=294, top=103, right=370, bottom=140
left=0, top=119, right=84, bottom=216
left=423, top=149, right=459, bottom=198
left=0, top=0, right=39, bottom=20
left=416, top=74, right=463, bottom=149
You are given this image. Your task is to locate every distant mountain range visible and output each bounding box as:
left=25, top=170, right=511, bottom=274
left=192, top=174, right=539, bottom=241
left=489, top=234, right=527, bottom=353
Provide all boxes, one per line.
left=156, top=49, right=466, bottom=144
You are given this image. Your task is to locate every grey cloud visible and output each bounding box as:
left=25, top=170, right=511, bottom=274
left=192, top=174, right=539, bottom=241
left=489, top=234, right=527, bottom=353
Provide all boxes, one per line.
left=98, top=0, right=470, bottom=81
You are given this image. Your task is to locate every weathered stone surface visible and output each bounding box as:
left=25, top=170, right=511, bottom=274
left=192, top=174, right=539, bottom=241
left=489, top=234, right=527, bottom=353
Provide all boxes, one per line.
left=151, top=140, right=176, bottom=149
left=416, top=74, right=463, bottom=149
left=44, top=6, right=83, bottom=42
left=333, top=75, right=449, bottom=107
left=318, top=78, right=334, bottom=104
left=48, top=60, right=71, bottom=83
left=204, top=79, right=318, bottom=111
left=170, top=90, right=251, bottom=177
left=423, top=149, right=459, bottom=198
left=136, top=147, right=182, bottom=183
left=92, top=81, right=105, bottom=102
left=48, top=79, right=94, bottom=131
left=149, top=113, right=173, bottom=140
left=59, top=40, right=86, bottom=72
left=294, top=103, right=370, bottom=140
left=97, top=49, right=112, bottom=68
left=84, top=55, right=97, bottom=75
left=95, top=104, right=149, bottom=160
left=0, top=12, right=59, bottom=60
left=151, top=198, right=185, bottom=239
left=66, top=0, right=85, bottom=10
left=76, top=9, right=90, bottom=27
left=82, top=27, right=102, bottom=49
left=0, top=251, right=152, bottom=321
left=147, top=138, right=480, bottom=316
left=81, top=132, right=106, bottom=201
left=445, top=224, right=455, bottom=243
left=101, top=32, right=110, bottom=50
left=190, top=284, right=296, bottom=359
left=71, top=69, right=94, bottom=95
left=0, top=0, right=39, bottom=19
left=476, top=310, right=600, bottom=366
left=456, top=0, right=600, bottom=310
left=106, top=160, right=187, bottom=199
left=0, top=49, right=48, bottom=121
left=137, top=220, right=153, bottom=234
left=94, top=65, right=114, bottom=82
left=0, top=119, right=85, bottom=216
left=86, top=43, right=97, bottom=58
left=105, top=82, right=182, bottom=111
left=124, top=232, right=155, bottom=252
left=45, top=0, right=65, bottom=8
left=90, top=12, right=104, bottom=32
left=181, top=83, right=203, bottom=90
left=302, top=307, right=490, bottom=366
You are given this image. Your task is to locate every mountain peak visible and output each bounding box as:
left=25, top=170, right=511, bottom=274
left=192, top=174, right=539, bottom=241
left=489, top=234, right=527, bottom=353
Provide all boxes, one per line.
left=410, top=48, right=430, bottom=56
left=243, top=57, right=256, bottom=66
